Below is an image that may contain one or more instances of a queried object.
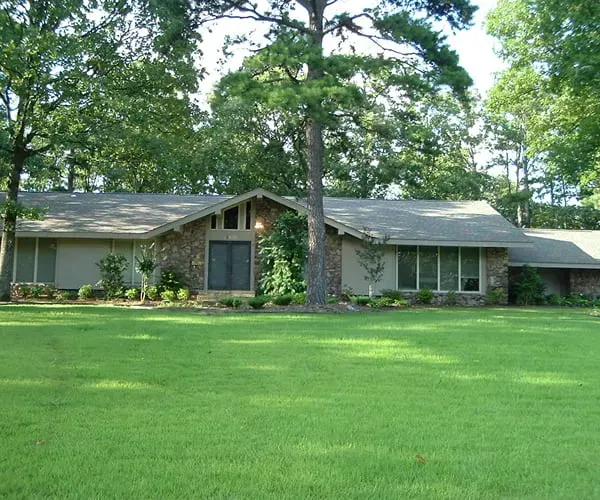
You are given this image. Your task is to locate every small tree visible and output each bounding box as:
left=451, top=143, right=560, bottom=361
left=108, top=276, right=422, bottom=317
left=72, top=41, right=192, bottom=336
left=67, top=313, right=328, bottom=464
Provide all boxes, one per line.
left=259, top=212, right=308, bottom=296
left=97, top=253, right=128, bottom=300
left=135, top=245, right=158, bottom=302
left=356, top=232, right=389, bottom=297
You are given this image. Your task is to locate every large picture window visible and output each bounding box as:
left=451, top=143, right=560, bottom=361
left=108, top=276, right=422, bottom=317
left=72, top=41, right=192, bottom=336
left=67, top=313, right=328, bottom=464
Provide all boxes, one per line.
left=15, top=238, right=57, bottom=283
left=397, top=246, right=480, bottom=292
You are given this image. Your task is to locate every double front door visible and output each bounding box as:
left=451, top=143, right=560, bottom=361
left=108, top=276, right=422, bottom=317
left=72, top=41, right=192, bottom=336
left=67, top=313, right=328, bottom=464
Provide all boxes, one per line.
left=208, top=241, right=251, bottom=290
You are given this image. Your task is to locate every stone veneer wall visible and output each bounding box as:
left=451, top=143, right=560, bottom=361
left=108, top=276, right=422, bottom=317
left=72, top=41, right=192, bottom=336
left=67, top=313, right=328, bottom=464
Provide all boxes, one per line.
left=486, top=247, right=509, bottom=304
left=569, top=269, right=600, bottom=297
left=254, top=197, right=342, bottom=295
left=156, top=218, right=207, bottom=292
left=325, top=226, right=342, bottom=296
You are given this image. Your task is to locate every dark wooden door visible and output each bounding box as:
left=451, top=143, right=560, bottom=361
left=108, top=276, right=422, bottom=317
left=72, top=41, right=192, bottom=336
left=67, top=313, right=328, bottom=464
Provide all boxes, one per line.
left=208, top=241, right=251, bottom=290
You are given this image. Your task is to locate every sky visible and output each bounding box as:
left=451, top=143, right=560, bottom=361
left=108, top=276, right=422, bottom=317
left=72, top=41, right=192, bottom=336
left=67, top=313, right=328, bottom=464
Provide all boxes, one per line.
left=197, top=0, right=505, bottom=102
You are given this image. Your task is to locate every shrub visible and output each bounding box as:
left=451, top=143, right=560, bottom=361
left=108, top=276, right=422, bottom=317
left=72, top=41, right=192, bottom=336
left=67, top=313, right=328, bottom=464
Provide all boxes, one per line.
left=394, top=298, right=410, bottom=307
left=380, top=289, right=404, bottom=300
left=30, top=285, right=44, bottom=298
left=446, top=290, right=457, bottom=306
left=248, top=296, right=269, bottom=309
left=512, top=265, right=545, bottom=305
left=486, top=288, right=506, bottom=305
left=146, top=285, right=160, bottom=301
left=58, top=291, right=72, bottom=301
left=327, top=296, right=338, bottom=304
left=219, top=296, right=243, bottom=308
left=44, top=285, right=57, bottom=299
left=369, top=296, right=395, bottom=308
left=566, top=294, right=591, bottom=308
left=292, top=292, right=307, bottom=304
left=272, top=294, right=293, bottom=306
left=160, top=290, right=177, bottom=302
left=546, top=294, right=563, bottom=306
left=351, top=296, right=371, bottom=306
left=416, top=288, right=434, bottom=305
left=176, top=288, right=190, bottom=301
left=78, top=284, right=93, bottom=300
left=125, top=288, right=140, bottom=301
left=97, top=253, right=128, bottom=300
left=158, top=269, right=186, bottom=293
left=18, top=285, right=32, bottom=298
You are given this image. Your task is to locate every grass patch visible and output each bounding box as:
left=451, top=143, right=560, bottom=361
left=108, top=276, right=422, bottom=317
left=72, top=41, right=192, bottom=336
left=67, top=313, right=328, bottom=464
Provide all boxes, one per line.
left=1, top=306, right=599, bottom=498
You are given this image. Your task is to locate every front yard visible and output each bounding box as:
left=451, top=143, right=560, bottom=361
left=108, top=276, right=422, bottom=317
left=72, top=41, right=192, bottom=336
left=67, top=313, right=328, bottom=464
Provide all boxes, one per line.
left=1, top=306, right=599, bottom=498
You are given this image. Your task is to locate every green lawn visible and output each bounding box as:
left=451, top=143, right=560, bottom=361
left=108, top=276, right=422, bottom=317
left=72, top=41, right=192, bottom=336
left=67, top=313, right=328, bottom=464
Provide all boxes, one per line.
left=1, top=306, right=599, bottom=499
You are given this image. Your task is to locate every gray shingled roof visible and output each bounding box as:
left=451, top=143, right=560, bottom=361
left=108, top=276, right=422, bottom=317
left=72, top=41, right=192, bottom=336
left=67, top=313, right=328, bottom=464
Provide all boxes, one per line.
left=7, top=190, right=531, bottom=247
left=509, top=229, right=600, bottom=268
left=319, top=198, right=530, bottom=246
left=10, top=192, right=232, bottom=235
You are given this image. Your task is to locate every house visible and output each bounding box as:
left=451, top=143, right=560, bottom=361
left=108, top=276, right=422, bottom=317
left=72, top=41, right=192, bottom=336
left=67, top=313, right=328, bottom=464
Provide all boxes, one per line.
left=5, top=188, right=600, bottom=302
left=508, top=229, right=600, bottom=297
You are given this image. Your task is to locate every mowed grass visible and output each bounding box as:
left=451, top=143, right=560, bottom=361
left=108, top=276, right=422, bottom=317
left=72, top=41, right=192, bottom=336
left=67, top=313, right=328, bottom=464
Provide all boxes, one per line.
left=1, top=306, right=599, bottom=499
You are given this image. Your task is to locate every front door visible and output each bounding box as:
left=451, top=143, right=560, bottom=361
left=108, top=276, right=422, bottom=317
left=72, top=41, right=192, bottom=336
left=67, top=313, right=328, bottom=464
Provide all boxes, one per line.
left=208, top=241, right=251, bottom=290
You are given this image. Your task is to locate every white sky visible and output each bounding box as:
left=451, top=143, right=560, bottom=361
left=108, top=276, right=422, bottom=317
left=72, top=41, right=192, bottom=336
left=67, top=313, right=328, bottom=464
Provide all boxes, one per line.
left=196, top=0, right=504, bottom=102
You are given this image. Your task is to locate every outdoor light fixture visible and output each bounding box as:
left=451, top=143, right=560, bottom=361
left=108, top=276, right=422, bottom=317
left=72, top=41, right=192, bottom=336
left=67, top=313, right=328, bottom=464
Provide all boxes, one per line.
left=254, top=218, right=265, bottom=230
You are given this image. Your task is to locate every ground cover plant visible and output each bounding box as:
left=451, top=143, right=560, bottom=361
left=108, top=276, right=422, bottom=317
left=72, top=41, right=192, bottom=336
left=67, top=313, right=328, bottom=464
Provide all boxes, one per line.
left=1, top=306, right=599, bottom=498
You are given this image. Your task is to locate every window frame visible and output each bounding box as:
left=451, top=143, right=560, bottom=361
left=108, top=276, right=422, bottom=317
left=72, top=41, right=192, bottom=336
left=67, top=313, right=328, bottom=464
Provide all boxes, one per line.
left=396, top=245, right=482, bottom=293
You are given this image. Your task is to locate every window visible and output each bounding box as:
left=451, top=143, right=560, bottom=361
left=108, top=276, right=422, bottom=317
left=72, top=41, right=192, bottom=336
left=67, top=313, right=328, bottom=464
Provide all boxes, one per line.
left=396, top=246, right=480, bottom=292
left=397, top=246, right=417, bottom=290
left=419, top=246, right=438, bottom=290
left=223, top=206, right=239, bottom=229
left=461, top=247, right=480, bottom=291
left=440, top=247, right=459, bottom=291
left=211, top=215, right=217, bottom=229
left=15, top=238, right=57, bottom=283
left=245, top=201, right=252, bottom=230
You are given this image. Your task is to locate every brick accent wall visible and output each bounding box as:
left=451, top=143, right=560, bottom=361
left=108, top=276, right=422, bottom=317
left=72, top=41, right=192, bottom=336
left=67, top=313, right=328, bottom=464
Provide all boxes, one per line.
left=569, top=269, right=600, bottom=297
left=486, top=248, right=509, bottom=304
left=156, top=218, right=207, bottom=292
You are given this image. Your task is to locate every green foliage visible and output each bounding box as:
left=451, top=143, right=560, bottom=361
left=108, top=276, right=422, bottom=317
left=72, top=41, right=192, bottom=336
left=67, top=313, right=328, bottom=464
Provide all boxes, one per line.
left=512, top=266, right=546, bottom=305
left=30, top=285, right=44, bottom=299
left=176, top=288, right=190, bottom=301
left=351, top=296, right=372, bottom=306
left=58, top=291, right=73, bottom=301
left=446, top=291, right=458, bottom=306
left=292, top=292, right=307, bottom=305
left=158, top=270, right=186, bottom=293
left=486, top=288, right=506, bottom=305
left=78, top=284, right=94, bottom=300
left=146, top=286, right=160, bottom=301
left=17, top=285, right=31, bottom=299
left=546, top=294, right=562, bottom=306
left=369, top=297, right=395, bottom=309
left=125, top=288, right=140, bottom=301
left=259, top=212, right=308, bottom=296
left=272, top=294, right=293, bottom=306
left=416, top=289, right=434, bottom=305
left=97, top=253, right=128, bottom=300
left=135, top=245, right=158, bottom=302
left=327, top=296, right=339, bottom=304
left=247, top=296, right=269, bottom=309
left=219, top=297, right=243, bottom=309
left=394, top=298, right=411, bottom=307
left=355, top=232, right=389, bottom=290
left=381, top=289, right=404, bottom=301
left=161, top=290, right=177, bottom=302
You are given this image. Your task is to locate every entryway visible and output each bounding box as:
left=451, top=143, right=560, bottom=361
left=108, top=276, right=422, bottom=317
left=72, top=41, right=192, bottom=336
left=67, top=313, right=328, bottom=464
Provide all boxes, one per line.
left=208, top=241, right=251, bottom=290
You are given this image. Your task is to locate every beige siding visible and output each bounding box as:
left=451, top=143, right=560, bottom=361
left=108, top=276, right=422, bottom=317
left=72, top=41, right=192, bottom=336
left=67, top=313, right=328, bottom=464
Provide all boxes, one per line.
left=56, top=239, right=111, bottom=289
left=341, top=236, right=396, bottom=295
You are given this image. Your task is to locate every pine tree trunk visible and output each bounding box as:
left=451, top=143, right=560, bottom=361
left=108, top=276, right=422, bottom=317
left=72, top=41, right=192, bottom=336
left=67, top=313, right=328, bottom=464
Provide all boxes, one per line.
left=304, top=0, right=327, bottom=305
left=0, top=151, right=25, bottom=302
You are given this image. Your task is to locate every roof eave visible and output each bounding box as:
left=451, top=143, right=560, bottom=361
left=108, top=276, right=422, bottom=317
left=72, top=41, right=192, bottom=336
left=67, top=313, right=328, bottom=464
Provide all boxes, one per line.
left=509, top=261, right=600, bottom=269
